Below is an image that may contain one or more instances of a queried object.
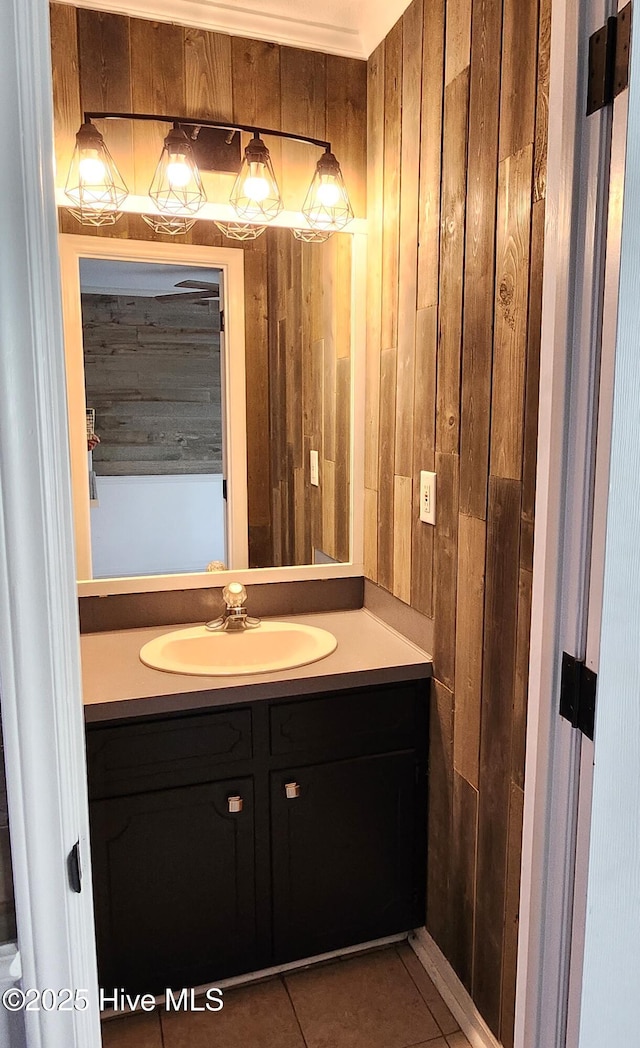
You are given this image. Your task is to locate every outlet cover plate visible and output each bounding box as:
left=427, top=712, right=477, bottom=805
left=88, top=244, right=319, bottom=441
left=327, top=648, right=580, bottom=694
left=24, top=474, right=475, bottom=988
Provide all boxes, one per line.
left=419, top=470, right=436, bottom=525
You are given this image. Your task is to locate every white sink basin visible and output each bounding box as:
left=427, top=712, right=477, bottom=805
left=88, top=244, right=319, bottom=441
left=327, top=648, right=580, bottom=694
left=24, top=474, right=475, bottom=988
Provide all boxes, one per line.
left=139, top=621, right=338, bottom=677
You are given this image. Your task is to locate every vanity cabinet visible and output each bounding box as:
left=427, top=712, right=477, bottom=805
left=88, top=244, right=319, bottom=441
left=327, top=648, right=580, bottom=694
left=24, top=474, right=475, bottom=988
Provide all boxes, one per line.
left=85, top=678, right=428, bottom=995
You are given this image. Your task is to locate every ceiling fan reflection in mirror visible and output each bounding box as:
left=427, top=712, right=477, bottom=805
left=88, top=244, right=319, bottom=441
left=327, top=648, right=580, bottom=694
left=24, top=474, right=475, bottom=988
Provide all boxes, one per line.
left=154, top=279, right=220, bottom=303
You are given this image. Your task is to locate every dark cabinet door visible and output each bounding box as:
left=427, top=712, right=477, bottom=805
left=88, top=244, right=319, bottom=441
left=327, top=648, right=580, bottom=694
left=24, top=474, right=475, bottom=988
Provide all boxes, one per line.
left=90, top=777, right=256, bottom=995
left=270, top=752, right=425, bottom=963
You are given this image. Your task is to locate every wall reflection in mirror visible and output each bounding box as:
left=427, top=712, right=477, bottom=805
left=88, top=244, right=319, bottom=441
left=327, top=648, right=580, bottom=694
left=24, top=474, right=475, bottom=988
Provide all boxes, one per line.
left=62, top=229, right=352, bottom=582
left=81, top=259, right=225, bottom=578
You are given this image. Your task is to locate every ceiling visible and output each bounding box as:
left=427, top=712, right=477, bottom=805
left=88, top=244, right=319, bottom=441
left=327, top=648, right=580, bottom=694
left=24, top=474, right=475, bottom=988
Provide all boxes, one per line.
left=57, top=0, right=412, bottom=58
left=80, top=259, right=221, bottom=297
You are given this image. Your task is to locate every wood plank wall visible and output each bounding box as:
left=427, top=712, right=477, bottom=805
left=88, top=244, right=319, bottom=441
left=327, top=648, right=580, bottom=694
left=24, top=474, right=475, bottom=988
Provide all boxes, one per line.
left=267, top=229, right=352, bottom=566
left=365, top=0, right=550, bottom=1042
left=49, top=3, right=365, bottom=569
left=82, top=293, right=222, bottom=476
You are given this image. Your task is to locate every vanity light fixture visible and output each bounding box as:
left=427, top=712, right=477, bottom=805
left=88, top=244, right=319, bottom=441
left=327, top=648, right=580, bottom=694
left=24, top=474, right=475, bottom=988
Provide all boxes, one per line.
left=302, top=149, right=354, bottom=232
left=292, top=226, right=334, bottom=244
left=141, top=213, right=197, bottom=236
left=64, top=120, right=128, bottom=224
left=63, top=112, right=354, bottom=239
left=214, top=220, right=267, bottom=242
left=149, top=126, right=206, bottom=217
left=229, top=134, right=283, bottom=223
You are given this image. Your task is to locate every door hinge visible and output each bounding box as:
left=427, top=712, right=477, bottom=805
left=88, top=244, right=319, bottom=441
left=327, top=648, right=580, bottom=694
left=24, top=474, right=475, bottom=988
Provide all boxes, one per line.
left=560, top=652, right=597, bottom=741
left=222, top=478, right=227, bottom=501
left=219, top=309, right=225, bottom=332
left=67, top=840, right=82, bottom=894
left=587, top=2, right=632, bottom=115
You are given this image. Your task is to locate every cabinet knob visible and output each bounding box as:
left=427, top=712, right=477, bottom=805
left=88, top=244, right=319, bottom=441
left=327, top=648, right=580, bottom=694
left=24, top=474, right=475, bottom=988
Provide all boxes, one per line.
left=285, top=782, right=301, bottom=800
left=227, top=795, right=243, bottom=814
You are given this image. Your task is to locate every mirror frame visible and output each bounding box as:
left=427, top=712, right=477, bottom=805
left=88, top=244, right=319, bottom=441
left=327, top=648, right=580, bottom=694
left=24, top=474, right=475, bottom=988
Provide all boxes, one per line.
left=58, top=229, right=366, bottom=596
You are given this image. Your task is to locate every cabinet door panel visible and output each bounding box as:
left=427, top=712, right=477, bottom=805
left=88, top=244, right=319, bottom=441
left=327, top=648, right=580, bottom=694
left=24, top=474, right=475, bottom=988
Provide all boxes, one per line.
left=87, top=708, right=252, bottom=798
left=270, top=683, right=425, bottom=762
left=91, top=778, right=256, bottom=994
left=271, top=753, right=423, bottom=963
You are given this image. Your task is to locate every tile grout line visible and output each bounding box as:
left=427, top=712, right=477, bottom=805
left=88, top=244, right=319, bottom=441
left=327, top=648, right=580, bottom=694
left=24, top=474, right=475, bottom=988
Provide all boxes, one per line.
left=280, top=972, right=312, bottom=1048
left=394, top=945, right=454, bottom=1038
left=158, top=1004, right=167, bottom=1048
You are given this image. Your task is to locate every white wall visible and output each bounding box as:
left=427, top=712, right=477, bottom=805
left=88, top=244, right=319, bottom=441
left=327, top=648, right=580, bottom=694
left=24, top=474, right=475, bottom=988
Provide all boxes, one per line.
left=90, top=474, right=225, bottom=577
left=578, top=8, right=640, bottom=1044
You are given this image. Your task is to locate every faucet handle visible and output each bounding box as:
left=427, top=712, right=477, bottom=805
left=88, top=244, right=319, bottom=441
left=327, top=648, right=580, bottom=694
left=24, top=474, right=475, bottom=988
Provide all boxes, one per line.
left=223, top=582, right=247, bottom=608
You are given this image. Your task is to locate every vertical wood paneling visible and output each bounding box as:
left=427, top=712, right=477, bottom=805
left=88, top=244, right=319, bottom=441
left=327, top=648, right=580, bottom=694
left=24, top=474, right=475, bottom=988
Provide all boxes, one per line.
left=265, top=229, right=351, bottom=568
left=412, top=306, right=437, bottom=617
left=490, top=146, right=534, bottom=480
left=381, top=22, right=403, bottom=352
left=450, top=772, right=478, bottom=990
left=500, top=783, right=525, bottom=1048
left=130, top=19, right=185, bottom=195
left=334, top=235, right=352, bottom=360
left=417, top=0, right=445, bottom=311
left=394, top=0, right=423, bottom=477
left=521, top=197, right=545, bottom=570
left=335, top=355, right=351, bottom=564
left=78, top=10, right=133, bottom=189
left=281, top=47, right=326, bottom=209
left=444, top=0, right=472, bottom=86
left=433, top=451, right=460, bottom=690
left=184, top=29, right=233, bottom=121
left=474, top=476, right=521, bottom=1032
left=393, top=475, right=413, bottom=603
left=459, top=0, right=503, bottom=519
left=453, top=513, right=486, bottom=788
left=50, top=4, right=81, bottom=194
left=231, top=37, right=280, bottom=127
left=365, top=41, right=385, bottom=499
left=512, top=567, right=533, bottom=789
left=427, top=680, right=455, bottom=958
left=377, top=348, right=398, bottom=590
left=437, top=70, right=469, bottom=456
left=364, top=487, right=379, bottom=581
left=326, top=55, right=367, bottom=218
left=366, top=0, right=545, bottom=1036
left=245, top=236, right=271, bottom=567
left=499, top=0, right=539, bottom=161
left=322, top=459, right=336, bottom=559
left=533, top=0, right=552, bottom=202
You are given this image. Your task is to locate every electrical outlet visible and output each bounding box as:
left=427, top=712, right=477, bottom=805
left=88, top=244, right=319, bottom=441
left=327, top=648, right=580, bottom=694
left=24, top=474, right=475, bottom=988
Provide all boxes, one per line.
left=310, top=449, right=319, bottom=487
left=419, top=470, right=436, bottom=525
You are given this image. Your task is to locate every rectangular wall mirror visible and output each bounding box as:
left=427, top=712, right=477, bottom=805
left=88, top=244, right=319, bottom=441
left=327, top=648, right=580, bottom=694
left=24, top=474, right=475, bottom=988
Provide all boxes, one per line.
left=59, top=231, right=364, bottom=594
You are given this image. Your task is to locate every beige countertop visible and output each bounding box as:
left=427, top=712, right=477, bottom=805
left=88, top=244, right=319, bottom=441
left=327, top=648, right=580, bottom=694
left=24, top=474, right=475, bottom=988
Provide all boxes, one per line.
left=82, top=608, right=432, bottom=723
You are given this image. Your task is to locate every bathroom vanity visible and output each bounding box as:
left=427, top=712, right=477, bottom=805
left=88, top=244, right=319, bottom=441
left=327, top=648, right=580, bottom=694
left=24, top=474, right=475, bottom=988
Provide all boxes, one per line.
left=81, top=610, right=431, bottom=995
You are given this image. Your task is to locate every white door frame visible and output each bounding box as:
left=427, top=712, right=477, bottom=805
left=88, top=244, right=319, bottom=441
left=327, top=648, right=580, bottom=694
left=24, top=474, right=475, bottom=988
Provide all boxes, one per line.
left=517, top=0, right=632, bottom=1045
left=58, top=235, right=249, bottom=579
left=2, top=1, right=621, bottom=1048
left=0, top=0, right=101, bottom=1046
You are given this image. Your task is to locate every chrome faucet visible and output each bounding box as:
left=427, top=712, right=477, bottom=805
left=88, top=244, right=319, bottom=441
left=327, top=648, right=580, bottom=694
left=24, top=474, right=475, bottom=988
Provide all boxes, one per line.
left=205, top=582, right=261, bottom=632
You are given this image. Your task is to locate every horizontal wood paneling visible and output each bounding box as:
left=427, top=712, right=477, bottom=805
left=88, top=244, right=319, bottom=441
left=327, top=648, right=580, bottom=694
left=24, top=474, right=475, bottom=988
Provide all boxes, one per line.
left=82, top=293, right=222, bottom=476
left=366, top=0, right=546, bottom=1039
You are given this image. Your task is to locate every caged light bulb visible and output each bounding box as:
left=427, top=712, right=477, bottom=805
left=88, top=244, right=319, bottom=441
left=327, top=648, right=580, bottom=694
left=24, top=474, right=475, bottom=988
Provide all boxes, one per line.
left=166, top=156, right=192, bottom=189
left=243, top=165, right=270, bottom=203
left=315, top=177, right=342, bottom=208
left=78, top=151, right=107, bottom=185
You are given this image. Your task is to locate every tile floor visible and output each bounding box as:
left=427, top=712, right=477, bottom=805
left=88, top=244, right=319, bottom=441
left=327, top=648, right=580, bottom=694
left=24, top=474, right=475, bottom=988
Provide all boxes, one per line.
left=101, top=943, right=472, bottom=1048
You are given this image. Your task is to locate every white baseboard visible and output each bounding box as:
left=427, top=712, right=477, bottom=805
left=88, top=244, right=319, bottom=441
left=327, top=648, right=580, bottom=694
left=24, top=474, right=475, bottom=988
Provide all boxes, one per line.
left=409, top=928, right=502, bottom=1048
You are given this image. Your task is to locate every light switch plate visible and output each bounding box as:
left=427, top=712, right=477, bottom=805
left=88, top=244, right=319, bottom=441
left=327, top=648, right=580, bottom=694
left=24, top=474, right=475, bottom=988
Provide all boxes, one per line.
left=310, top=449, right=319, bottom=487
left=419, top=470, right=436, bottom=525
